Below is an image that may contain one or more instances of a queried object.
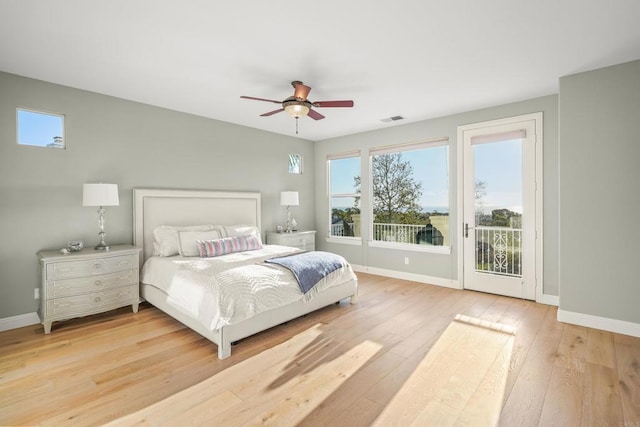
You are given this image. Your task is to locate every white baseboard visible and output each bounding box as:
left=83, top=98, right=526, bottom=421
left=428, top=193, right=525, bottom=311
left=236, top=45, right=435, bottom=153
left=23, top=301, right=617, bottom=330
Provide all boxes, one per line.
left=0, top=312, right=40, bottom=332
left=349, top=265, right=563, bottom=306
left=539, top=293, right=559, bottom=306
left=351, top=264, right=460, bottom=289
left=558, top=309, right=640, bottom=338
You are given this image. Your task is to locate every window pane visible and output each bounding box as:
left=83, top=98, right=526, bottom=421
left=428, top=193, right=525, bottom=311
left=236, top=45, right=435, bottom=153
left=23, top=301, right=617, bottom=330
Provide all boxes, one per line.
left=473, top=138, right=523, bottom=276
left=329, top=156, right=361, bottom=238
left=331, top=197, right=360, bottom=237
left=288, top=153, right=302, bottom=174
left=17, top=109, right=65, bottom=148
left=371, top=145, right=449, bottom=246
left=330, top=157, right=360, bottom=195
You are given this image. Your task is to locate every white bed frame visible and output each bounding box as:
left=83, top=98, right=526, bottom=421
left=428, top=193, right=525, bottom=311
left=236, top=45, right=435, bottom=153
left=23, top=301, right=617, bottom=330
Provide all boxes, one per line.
left=133, top=188, right=357, bottom=359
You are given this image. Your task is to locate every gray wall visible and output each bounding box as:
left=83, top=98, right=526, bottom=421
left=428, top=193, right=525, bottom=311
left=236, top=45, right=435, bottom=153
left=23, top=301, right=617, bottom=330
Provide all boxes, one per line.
left=13, top=59, right=638, bottom=322
left=0, top=71, right=314, bottom=319
left=559, top=60, right=640, bottom=323
left=314, top=95, right=560, bottom=297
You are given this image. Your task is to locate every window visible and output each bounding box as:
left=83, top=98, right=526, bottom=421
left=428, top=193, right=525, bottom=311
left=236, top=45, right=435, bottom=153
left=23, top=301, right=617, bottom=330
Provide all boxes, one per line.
left=288, top=153, right=303, bottom=174
left=328, top=152, right=361, bottom=238
left=17, top=108, right=65, bottom=149
left=369, top=138, right=449, bottom=248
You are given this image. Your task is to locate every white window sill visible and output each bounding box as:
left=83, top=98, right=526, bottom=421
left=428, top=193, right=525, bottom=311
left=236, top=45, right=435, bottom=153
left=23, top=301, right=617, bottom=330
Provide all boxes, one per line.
left=325, top=236, right=362, bottom=246
left=368, top=240, right=451, bottom=255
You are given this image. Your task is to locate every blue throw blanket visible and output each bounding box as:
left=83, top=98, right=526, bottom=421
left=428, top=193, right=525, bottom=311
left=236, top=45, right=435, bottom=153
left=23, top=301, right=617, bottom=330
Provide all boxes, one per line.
left=266, top=251, right=346, bottom=294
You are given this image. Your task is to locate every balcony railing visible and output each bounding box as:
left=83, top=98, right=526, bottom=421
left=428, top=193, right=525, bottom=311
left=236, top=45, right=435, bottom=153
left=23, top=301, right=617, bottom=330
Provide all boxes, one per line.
left=332, top=222, right=445, bottom=246
left=373, top=223, right=434, bottom=244
left=373, top=223, right=445, bottom=245
left=332, top=220, right=521, bottom=276
left=475, top=226, right=522, bottom=277
left=331, top=222, right=352, bottom=237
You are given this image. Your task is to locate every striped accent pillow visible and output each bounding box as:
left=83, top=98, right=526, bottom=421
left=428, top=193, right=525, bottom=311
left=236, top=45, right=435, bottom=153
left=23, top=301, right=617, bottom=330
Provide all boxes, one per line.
left=197, top=235, right=263, bottom=257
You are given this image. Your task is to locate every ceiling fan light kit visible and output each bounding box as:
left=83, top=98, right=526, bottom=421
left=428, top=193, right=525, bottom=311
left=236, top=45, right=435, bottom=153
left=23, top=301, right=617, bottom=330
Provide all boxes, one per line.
left=241, top=80, right=354, bottom=134
left=283, top=100, right=310, bottom=118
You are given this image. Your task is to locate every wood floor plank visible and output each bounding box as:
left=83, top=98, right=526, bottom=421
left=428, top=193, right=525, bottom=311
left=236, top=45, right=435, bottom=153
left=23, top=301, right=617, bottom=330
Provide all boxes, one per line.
left=455, top=328, right=515, bottom=426
left=582, top=362, right=624, bottom=426
left=614, top=333, right=640, bottom=424
left=498, top=305, right=564, bottom=426
left=379, top=318, right=511, bottom=425
left=333, top=397, right=384, bottom=426
left=586, top=327, right=616, bottom=369
left=500, top=300, right=549, bottom=405
left=1, top=273, right=639, bottom=426
left=299, top=339, right=406, bottom=426
left=538, top=323, right=588, bottom=426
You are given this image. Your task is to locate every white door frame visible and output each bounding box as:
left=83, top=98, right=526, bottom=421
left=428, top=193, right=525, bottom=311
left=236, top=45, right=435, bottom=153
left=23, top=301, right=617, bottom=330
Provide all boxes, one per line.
left=456, top=112, right=544, bottom=301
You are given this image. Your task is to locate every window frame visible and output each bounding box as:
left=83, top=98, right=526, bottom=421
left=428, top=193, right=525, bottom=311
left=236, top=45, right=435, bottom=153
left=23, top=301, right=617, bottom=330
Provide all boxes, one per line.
left=326, top=151, right=362, bottom=245
left=288, top=153, right=303, bottom=174
left=367, top=137, right=451, bottom=254
left=16, top=108, right=66, bottom=149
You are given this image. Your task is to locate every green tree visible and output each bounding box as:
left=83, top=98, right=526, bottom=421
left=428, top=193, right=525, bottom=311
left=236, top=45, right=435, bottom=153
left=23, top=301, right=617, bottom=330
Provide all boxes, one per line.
left=354, top=153, right=423, bottom=224
left=475, top=179, right=488, bottom=216
left=332, top=207, right=358, bottom=236
left=475, top=180, right=487, bottom=202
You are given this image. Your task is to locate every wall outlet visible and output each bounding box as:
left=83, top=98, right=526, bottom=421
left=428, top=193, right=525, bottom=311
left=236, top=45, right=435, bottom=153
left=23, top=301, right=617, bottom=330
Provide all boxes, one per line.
left=34, top=288, right=40, bottom=299
left=404, top=257, right=409, bottom=265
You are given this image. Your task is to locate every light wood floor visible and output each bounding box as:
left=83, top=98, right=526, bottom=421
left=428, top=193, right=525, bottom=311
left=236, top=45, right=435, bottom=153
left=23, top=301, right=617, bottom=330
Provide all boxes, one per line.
left=1, top=273, right=638, bottom=426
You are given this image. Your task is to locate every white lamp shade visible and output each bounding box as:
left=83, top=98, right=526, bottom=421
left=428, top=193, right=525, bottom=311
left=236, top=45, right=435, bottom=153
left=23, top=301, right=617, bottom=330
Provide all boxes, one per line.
left=83, top=183, right=120, bottom=207
left=280, top=191, right=299, bottom=206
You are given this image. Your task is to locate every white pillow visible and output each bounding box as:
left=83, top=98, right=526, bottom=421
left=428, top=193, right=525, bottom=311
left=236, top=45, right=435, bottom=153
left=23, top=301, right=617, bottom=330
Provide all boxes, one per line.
left=178, top=229, right=222, bottom=257
left=153, top=225, right=213, bottom=257
left=223, top=224, right=260, bottom=238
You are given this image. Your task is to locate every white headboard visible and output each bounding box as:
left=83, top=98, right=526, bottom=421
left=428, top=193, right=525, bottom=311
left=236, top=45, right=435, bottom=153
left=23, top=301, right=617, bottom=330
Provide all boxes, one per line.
left=133, top=188, right=262, bottom=263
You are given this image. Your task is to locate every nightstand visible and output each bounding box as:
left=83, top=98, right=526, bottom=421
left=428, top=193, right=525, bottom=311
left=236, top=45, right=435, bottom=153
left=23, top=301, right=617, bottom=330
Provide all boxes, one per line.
left=37, top=244, right=141, bottom=333
left=266, top=230, right=316, bottom=251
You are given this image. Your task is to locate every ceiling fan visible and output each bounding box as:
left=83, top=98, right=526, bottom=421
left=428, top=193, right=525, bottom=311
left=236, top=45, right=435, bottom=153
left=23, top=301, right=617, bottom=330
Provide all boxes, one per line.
left=240, top=80, right=354, bottom=122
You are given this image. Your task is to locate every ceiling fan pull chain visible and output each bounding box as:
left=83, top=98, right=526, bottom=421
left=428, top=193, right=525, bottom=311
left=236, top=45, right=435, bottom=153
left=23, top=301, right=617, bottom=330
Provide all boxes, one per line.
left=295, top=116, right=299, bottom=134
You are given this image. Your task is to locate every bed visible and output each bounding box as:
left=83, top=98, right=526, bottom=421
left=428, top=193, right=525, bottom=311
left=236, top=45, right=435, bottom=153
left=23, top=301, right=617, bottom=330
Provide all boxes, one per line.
left=133, top=188, right=358, bottom=359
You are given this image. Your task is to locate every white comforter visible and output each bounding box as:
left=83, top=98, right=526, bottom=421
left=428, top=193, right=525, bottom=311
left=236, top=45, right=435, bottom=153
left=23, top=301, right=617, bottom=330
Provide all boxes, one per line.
left=141, top=245, right=356, bottom=331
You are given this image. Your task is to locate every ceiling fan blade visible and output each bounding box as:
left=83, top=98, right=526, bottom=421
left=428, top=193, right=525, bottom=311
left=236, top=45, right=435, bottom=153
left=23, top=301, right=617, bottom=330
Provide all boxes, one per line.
left=293, top=83, right=311, bottom=101
left=241, top=95, right=282, bottom=104
left=260, top=108, right=284, bottom=117
left=307, top=109, right=325, bottom=120
left=313, top=100, right=354, bottom=108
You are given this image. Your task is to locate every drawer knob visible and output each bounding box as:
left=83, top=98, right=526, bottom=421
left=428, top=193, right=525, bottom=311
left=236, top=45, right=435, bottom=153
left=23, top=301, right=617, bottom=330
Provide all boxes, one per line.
left=95, top=280, right=101, bottom=286
left=94, top=263, right=102, bottom=269
left=94, top=296, right=101, bottom=303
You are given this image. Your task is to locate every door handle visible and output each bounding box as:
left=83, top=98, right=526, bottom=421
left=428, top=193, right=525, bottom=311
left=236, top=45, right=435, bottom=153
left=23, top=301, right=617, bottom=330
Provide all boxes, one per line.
left=464, top=223, right=475, bottom=238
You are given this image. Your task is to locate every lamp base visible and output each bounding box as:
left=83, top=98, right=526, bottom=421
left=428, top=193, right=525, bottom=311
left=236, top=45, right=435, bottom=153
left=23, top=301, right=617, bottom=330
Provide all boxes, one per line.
left=94, top=230, right=109, bottom=251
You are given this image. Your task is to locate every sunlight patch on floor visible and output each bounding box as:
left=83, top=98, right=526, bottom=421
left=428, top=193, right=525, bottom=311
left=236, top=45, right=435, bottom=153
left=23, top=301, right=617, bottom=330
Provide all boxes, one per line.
left=373, top=314, right=515, bottom=426
left=107, top=323, right=382, bottom=426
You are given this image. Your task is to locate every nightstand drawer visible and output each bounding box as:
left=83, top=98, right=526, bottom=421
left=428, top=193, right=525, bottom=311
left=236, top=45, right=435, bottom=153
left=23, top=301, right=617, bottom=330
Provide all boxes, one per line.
left=266, top=230, right=316, bottom=250
left=44, top=285, right=138, bottom=319
left=279, top=234, right=314, bottom=249
left=295, top=240, right=315, bottom=251
left=46, top=269, right=139, bottom=299
left=46, top=254, right=137, bottom=280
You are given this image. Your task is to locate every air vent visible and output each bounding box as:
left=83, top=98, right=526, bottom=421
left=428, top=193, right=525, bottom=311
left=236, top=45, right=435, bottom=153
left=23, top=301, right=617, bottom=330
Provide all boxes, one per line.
left=381, top=115, right=405, bottom=123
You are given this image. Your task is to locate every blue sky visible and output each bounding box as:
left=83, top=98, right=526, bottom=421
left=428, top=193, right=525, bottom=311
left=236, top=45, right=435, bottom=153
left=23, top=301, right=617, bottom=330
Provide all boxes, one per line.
left=331, top=139, right=523, bottom=213
left=17, top=109, right=64, bottom=147
left=474, top=139, right=522, bottom=213
left=331, top=146, right=449, bottom=211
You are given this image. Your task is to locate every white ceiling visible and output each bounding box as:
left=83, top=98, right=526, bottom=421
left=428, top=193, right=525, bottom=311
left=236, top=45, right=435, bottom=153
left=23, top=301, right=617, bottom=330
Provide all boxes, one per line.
left=1, top=1, right=640, bottom=141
